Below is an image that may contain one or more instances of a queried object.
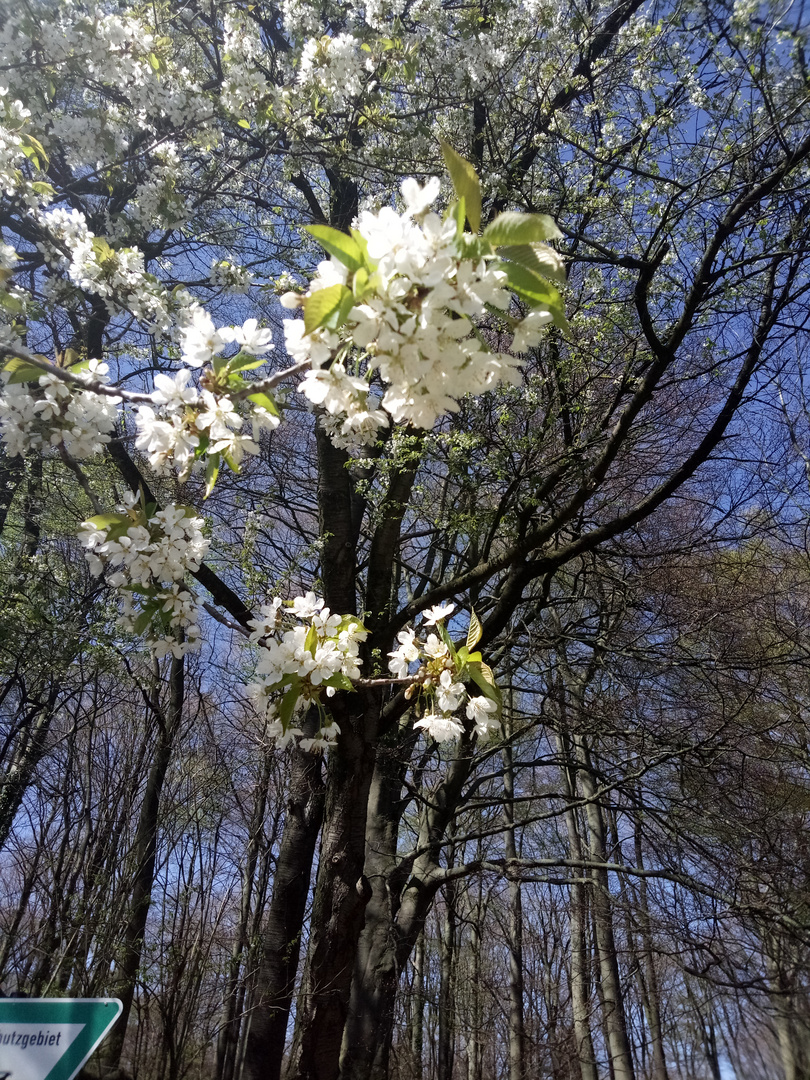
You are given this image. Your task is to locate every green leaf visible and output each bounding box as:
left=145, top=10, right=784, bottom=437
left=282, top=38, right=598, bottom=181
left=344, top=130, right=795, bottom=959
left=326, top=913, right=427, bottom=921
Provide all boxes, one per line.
left=91, top=236, right=116, bottom=264
left=148, top=52, right=161, bottom=71
left=467, top=609, right=483, bottom=649
left=483, top=212, right=562, bottom=246
left=3, top=356, right=45, bottom=383
left=467, top=661, right=503, bottom=713
left=304, top=623, right=318, bottom=658
left=85, top=513, right=127, bottom=530
left=212, top=354, right=228, bottom=375
left=133, top=608, right=154, bottom=635
left=322, top=672, right=355, bottom=691
left=303, top=283, right=355, bottom=334
left=498, top=261, right=569, bottom=333
left=440, top=140, right=481, bottom=233
left=105, top=521, right=134, bottom=544
left=248, top=391, right=280, bottom=416
left=237, top=118, right=251, bottom=129
left=228, top=352, right=267, bottom=372
left=437, top=620, right=458, bottom=662
left=305, top=225, right=365, bottom=271
left=20, top=134, right=49, bottom=170
left=352, top=266, right=369, bottom=299
left=278, top=682, right=301, bottom=728
left=497, top=242, right=566, bottom=284
left=0, top=293, right=24, bottom=316
left=447, top=197, right=466, bottom=239
left=456, top=234, right=494, bottom=260
left=349, top=228, right=372, bottom=268
left=204, top=452, right=220, bottom=498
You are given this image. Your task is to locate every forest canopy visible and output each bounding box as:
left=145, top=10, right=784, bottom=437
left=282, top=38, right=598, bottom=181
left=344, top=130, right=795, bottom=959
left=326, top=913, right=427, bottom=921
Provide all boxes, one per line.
left=1, top=1, right=810, bottom=1079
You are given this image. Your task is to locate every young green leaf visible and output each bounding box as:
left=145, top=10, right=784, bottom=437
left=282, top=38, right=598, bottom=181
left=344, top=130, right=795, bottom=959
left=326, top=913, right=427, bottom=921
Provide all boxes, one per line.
left=497, top=242, right=566, bottom=284
left=499, top=261, right=570, bottom=333
left=440, top=140, right=482, bottom=233
left=133, top=608, right=154, bottom=635
left=322, top=672, right=355, bottom=691
left=303, top=283, right=355, bottom=334
left=484, top=212, right=562, bottom=246
left=204, top=452, right=220, bottom=498
left=467, top=609, right=483, bottom=649
left=227, top=352, right=267, bottom=372
left=85, top=513, right=128, bottom=530
left=278, top=682, right=301, bottom=728
left=305, top=225, right=365, bottom=271
left=3, top=356, right=46, bottom=383
left=248, top=391, right=280, bottom=415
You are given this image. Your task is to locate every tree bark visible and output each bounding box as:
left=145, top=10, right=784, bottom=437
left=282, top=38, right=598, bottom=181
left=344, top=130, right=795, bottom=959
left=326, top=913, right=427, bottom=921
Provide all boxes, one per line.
left=217, top=748, right=274, bottom=1080
left=99, top=655, right=185, bottom=1078
left=241, top=719, right=324, bottom=1080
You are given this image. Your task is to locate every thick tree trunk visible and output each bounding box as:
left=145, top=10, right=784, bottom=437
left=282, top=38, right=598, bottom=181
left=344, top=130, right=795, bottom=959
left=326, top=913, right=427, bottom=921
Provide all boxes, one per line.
left=339, top=737, right=409, bottom=1080
left=341, top=741, right=474, bottom=1080
left=286, top=706, right=377, bottom=1080
left=241, top=720, right=325, bottom=1080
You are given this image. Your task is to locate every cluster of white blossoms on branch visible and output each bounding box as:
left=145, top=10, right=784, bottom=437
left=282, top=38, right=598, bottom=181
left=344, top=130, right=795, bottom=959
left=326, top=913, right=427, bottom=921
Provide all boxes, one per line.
left=78, top=495, right=209, bottom=659
left=246, top=593, right=369, bottom=752
left=133, top=314, right=278, bottom=484
left=0, top=358, right=120, bottom=458
left=388, top=602, right=501, bottom=743
left=285, top=161, right=565, bottom=451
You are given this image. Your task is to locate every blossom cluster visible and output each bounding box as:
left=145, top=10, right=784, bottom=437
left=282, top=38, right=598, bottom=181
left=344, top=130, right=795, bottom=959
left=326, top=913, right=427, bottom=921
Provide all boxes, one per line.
left=388, top=602, right=500, bottom=743
left=79, top=496, right=210, bottom=659
left=286, top=176, right=557, bottom=448
left=133, top=314, right=277, bottom=480
left=0, top=359, right=120, bottom=459
left=246, top=592, right=369, bottom=752
left=297, top=33, right=372, bottom=107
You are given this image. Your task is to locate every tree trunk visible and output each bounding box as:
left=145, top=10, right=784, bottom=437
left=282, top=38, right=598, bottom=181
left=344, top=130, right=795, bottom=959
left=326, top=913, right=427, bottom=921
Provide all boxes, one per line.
left=558, top=730, right=599, bottom=1080
left=575, top=735, right=636, bottom=1080
left=241, top=717, right=325, bottom=1080
left=98, top=656, right=185, bottom=1078
left=286, top=706, right=377, bottom=1080
left=217, top=748, right=274, bottom=1080
left=438, top=869, right=457, bottom=1080
left=503, top=735, right=525, bottom=1080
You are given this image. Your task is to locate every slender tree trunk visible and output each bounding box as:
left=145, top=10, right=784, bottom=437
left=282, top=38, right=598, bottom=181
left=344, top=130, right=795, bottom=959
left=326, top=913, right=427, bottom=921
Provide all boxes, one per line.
left=466, top=870, right=484, bottom=1080
left=503, top=735, right=525, bottom=1080
left=96, top=656, right=185, bottom=1079
left=575, top=735, right=635, bottom=1080
left=241, top=717, right=325, bottom=1080
left=411, top=930, right=425, bottom=1079
left=558, top=729, right=599, bottom=1080
left=0, top=695, right=57, bottom=850
left=217, top=748, right=274, bottom=1080
left=438, top=871, right=457, bottom=1080
left=631, top=814, right=668, bottom=1080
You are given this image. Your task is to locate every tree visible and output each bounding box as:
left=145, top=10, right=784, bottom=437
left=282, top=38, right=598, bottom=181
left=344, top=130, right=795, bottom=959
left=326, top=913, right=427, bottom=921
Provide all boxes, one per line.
left=1, top=1, right=809, bottom=1078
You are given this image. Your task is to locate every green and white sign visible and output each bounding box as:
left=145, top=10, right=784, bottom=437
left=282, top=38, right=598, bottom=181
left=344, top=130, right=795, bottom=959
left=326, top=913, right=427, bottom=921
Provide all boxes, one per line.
left=0, top=999, right=122, bottom=1080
